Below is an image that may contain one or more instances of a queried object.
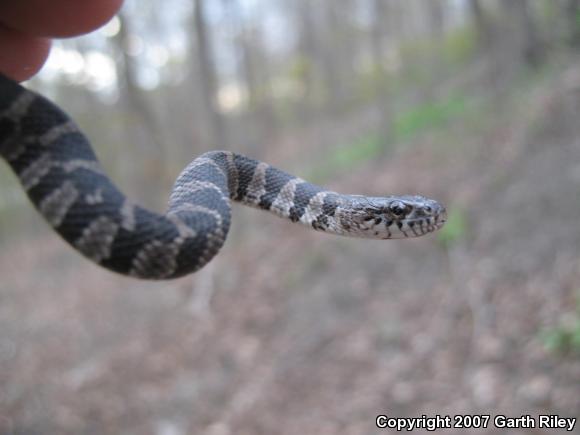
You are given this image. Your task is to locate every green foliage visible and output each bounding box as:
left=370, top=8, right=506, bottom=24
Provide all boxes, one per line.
left=540, top=292, right=580, bottom=356
left=308, top=132, right=387, bottom=182
left=393, top=95, right=467, bottom=141
left=356, top=64, right=391, bottom=102
left=330, top=133, right=384, bottom=169
left=441, top=26, right=477, bottom=64
left=308, top=92, right=471, bottom=182
left=289, top=56, right=312, bottom=88
left=394, top=26, right=475, bottom=89
left=437, top=207, right=468, bottom=248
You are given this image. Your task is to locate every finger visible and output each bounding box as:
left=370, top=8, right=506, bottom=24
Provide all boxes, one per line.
left=0, top=0, right=124, bottom=38
left=0, top=25, right=51, bottom=81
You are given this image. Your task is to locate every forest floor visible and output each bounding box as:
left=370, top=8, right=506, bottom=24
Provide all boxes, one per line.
left=1, top=60, right=580, bottom=435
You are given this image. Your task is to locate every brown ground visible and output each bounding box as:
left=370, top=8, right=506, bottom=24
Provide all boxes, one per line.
left=1, top=63, right=580, bottom=434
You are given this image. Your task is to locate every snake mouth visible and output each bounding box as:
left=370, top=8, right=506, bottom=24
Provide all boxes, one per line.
left=387, top=214, right=447, bottom=239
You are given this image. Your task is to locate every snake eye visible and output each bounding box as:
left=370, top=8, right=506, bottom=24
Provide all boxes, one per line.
left=389, top=202, right=406, bottom=216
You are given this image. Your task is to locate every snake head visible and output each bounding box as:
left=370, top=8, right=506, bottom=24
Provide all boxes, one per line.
left=352, top=195, right=447, bottom=239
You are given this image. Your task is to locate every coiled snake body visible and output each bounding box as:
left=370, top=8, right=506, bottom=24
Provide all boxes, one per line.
left=0, top=74, right=446, bottom=279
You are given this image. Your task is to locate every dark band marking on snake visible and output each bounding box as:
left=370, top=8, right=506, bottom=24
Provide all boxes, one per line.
left=0, top=73, right=447, bottom=280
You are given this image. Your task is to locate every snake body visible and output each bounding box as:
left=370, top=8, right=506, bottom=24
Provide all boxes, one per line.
left=0, top=73, right=446, bottom=279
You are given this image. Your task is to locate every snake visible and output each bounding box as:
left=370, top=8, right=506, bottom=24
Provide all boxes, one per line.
left=0, top=73, right=446, bottom=279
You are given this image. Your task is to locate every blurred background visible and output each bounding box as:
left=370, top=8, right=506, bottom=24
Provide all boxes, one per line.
left=1, top=0, right=580, bottom=433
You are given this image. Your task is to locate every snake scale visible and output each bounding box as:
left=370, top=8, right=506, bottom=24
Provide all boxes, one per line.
left=0, top=73, right=446, bottom=279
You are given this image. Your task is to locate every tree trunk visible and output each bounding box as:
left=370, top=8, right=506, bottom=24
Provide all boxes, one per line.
left=192, top=0, right=228, bottom=149
left=370, top=0, right=394, bottom=145
left=115, top=12, right=169, bottom=205
left=468, top=0, right=493, bottom=56
left=502, top=0, right=543, bottom=69
left=566, top=0, right=580, bottom=47
left=427, top=0, right=446, bottom=38
left=222, top=0, right=277, bottom=150
left=296, top=0, right=317, bottom=106
left=321, top=0, right=355, bottom=113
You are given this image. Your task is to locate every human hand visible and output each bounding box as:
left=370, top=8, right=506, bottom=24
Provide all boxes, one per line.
left=0, top=0, right=123, bottom=81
